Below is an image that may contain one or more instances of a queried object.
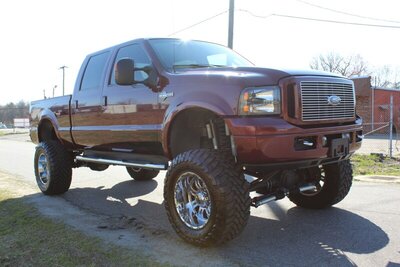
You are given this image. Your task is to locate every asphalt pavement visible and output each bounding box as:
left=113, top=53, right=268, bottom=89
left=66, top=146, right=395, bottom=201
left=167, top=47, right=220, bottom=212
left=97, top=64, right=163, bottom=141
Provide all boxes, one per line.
left=0, top=134, right=399, bottom=266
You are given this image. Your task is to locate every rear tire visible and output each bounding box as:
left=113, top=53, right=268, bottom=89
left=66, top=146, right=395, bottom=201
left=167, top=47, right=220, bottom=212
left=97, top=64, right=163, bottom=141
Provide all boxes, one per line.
left=164, top=149, right=251, bottom=246
left=289, top=160, right=353, bottom=209
left=34, top=141, right=72, bottom=195
left=126, top=167, right=159, bottom=181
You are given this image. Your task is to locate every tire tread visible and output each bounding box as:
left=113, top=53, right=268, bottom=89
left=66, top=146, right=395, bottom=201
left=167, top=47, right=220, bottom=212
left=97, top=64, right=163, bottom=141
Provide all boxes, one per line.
left=164, top=149, right=250, bottom=246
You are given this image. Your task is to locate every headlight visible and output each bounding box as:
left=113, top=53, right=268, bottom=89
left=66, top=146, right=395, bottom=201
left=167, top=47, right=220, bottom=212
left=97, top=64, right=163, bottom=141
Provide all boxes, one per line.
left=239, top=86, right=281, bottom=115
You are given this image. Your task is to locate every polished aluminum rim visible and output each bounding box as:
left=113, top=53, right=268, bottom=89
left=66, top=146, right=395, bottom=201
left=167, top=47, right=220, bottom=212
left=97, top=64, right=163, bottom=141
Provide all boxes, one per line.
left=174, top=172, right=212, bottom=229
left=37, top=152, right=49, bottom=186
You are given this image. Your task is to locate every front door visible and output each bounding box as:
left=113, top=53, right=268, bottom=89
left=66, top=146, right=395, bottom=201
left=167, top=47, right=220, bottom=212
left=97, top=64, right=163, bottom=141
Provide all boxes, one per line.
left=97, top=43, right=164, bottom=154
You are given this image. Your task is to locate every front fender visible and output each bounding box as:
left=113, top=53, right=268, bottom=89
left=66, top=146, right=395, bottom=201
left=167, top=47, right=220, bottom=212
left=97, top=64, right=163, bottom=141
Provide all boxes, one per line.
left=161, top=92, right=235, bottom=158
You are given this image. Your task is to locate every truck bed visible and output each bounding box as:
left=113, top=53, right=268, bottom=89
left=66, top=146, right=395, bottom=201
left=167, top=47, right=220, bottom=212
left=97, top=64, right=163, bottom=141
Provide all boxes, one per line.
left=30, top=95, right=72, bottom=144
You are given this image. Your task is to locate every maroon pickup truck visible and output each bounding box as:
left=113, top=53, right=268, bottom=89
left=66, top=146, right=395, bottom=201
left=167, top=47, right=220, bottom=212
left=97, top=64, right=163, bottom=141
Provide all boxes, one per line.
left=30, top=38, right=363, bottom=246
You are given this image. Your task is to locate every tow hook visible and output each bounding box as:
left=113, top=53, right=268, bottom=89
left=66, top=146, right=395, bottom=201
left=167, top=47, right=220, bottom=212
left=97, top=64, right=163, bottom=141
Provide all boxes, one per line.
left=251, top=184, right=317, bottom=208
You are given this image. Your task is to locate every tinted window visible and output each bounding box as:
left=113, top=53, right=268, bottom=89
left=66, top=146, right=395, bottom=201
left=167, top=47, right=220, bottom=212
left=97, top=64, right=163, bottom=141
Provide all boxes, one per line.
left=80, top=52, right=110, bottom=91
left=110, top=44, right=151, bottom=85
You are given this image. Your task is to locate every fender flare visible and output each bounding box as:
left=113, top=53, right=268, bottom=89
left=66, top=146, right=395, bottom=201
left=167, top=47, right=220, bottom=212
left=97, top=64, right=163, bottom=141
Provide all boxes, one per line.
left=161, top=96, right=234, bottom=158
left=37, top=109, right=62, bottom=142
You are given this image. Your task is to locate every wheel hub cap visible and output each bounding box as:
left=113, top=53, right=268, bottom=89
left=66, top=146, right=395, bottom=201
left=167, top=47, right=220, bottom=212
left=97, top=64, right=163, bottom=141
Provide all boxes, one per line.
left=37, top=152, right=49, bottom=186
left=174, top=172, right=211, bottom=230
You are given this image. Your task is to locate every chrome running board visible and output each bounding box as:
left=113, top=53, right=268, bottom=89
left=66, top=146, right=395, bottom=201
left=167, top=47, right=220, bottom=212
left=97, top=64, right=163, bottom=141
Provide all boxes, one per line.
left=76, top=156, right=167, bottom=170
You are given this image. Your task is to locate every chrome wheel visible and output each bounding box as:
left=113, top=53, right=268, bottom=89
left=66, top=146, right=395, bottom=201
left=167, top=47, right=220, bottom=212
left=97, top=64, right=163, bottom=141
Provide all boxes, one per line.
left=174, top=172, right=212, bottom=230
left=37, top=152, right=49, bottom=186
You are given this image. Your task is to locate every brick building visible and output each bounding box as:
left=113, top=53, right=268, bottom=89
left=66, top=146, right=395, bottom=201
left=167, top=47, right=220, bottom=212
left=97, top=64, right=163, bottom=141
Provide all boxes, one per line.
left=352, top=76, right=400, bottom=134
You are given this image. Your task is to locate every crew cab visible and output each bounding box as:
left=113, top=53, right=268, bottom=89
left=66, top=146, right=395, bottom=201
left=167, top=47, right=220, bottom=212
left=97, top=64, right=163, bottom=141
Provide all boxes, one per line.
left=30, top=38, right=363, bottom=246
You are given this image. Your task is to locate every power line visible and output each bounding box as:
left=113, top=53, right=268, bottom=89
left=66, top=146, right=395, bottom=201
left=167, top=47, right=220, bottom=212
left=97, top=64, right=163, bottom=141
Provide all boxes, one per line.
left=295, top=0, right=400, bottom=24
left=167, top=6, right=400, bottom=38
left=237, top=9, right=273, bottom=19
left=238, top=9, right=400, bottom=29
left=272, top=13, right=400, bottom=29
left=168, top=10, right=228, bottom=36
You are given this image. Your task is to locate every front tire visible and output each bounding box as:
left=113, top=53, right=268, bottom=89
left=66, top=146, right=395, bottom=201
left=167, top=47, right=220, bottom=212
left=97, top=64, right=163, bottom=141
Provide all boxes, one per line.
left=164, top=149, right=251, bottom=246
left=34, top=141, right=72, bottom=195
left=289, top=160, right=353, bottom=209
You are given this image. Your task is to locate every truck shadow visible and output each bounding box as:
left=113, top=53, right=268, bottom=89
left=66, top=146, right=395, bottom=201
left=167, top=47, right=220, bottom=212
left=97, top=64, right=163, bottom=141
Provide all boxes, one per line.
left=63, top=179, right=159, bottom=218
left=60, top=180, right=389, bottom=266
left=227, top=203, right=390, bottom=266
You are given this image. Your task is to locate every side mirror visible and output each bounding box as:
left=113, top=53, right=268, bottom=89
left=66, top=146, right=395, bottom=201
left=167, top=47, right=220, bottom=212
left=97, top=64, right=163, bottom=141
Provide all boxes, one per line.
left=115, top=58, right=167, bottom=92
left=115, top=58, right=135, bottom=85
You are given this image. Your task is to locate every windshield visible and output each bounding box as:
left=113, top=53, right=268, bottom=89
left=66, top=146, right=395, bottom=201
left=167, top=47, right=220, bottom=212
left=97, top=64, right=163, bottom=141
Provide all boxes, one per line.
left=148, top=39, right=253, bottom=72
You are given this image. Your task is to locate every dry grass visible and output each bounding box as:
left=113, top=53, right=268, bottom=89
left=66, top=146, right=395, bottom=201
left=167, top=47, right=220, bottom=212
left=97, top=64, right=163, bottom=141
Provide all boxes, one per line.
left=351, top=154, right=400, bottom=176
left=0, top=190, right=166, bottom=267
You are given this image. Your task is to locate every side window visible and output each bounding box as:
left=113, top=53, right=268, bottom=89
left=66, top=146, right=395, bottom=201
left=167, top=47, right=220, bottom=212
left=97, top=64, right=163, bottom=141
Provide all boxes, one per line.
left=110, top=44, right=151, bottom=85
left=80, top=52, right=110, bottom=91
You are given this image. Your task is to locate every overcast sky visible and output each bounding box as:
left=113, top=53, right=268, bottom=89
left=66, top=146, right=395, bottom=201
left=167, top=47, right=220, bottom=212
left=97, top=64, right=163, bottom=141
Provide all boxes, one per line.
left=0, top=0, right=399, bottom=104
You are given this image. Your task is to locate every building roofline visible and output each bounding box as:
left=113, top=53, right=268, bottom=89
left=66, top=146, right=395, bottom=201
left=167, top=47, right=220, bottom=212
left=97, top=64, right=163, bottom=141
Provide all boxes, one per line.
left=350, top=75, right=371, bottom=80
left=372, top=86, right=400, bottom=92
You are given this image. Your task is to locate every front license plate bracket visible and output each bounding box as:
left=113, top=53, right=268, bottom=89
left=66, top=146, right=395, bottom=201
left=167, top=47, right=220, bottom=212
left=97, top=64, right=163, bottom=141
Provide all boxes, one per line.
left=329, top=138, right=349, bottom=158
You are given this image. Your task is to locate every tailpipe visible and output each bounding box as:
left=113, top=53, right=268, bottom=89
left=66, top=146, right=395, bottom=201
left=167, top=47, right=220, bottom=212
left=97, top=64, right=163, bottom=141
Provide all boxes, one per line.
left=298, top=184, right=317, bottom=193
left=251, top=184, right=317, bottom=208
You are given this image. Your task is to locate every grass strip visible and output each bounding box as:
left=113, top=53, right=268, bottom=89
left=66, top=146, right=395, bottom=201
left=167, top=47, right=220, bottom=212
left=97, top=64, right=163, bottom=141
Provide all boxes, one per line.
left=0, top=190, right=165, bottom=267
left=351, top=154, right=400, bottom=176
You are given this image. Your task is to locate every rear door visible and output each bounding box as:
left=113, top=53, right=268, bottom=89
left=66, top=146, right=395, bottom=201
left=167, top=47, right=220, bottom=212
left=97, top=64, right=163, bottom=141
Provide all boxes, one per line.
left=71, top=51, right=111, bottom=147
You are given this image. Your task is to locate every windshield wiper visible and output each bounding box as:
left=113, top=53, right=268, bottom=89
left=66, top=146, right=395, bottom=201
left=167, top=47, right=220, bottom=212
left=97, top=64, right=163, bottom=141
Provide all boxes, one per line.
left=172, top=64, right=226, bottom=72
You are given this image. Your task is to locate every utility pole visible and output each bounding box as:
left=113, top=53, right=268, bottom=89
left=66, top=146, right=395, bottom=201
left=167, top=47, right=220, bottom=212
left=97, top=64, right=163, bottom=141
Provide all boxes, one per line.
left=228, top=0, right=235, bottom=48
left=43, top=89, right=46, bottom=99
left=59, top=65, right=68, bottom=96
left=52, top=85, right=57, bottom=98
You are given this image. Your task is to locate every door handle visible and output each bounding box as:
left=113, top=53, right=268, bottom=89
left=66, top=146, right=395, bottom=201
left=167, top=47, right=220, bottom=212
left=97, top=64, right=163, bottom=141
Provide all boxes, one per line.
left=75, top=100, right=78, bottom=109
left=103, top=96, right=108, bottom=106
left=159, top=91, right=174, bottom=100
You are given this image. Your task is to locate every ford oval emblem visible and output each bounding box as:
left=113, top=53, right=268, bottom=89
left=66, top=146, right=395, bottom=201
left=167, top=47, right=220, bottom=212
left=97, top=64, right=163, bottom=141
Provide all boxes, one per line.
left=327, top=95, right=341, bottom=106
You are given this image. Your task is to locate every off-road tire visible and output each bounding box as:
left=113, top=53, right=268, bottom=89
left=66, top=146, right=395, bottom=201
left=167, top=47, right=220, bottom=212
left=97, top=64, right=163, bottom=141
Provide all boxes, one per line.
left=126, top=167, right=159, bottom=181
left=289, top=160, right=353, bottom=209
left=34, top=141, right=72, bottom=195
left=164, top=149, right=251, bottom=246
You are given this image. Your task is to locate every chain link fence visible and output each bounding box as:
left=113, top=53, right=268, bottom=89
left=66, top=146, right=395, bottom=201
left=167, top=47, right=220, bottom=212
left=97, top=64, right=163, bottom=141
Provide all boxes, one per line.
left=357, top=96, right=400, bottom=157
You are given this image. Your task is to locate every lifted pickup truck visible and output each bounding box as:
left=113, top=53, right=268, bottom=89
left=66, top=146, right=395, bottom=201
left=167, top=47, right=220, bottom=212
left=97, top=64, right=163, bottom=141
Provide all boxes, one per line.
left=30, top=38, right=363, bottom=246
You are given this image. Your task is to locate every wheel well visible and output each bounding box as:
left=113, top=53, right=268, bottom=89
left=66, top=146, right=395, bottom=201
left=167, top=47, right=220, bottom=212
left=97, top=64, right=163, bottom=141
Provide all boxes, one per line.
left=38, top=120, right=58, bottom=142
left=169, top=108, right=231, bottom=158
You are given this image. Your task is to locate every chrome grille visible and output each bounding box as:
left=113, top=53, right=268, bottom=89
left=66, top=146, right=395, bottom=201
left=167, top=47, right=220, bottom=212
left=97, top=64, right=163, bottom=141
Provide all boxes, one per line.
left=300, top=81, right=355, bottom=121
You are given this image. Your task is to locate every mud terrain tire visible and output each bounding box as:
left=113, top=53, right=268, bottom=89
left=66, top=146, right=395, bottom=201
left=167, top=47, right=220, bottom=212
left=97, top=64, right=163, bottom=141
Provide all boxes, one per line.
left=289, top=160, right=353, bottom=209
left=34, top=141, right=72, bottom=195
left=164, top=149, right=251, bottom=246
left=126, top=167, right=159, bottom=181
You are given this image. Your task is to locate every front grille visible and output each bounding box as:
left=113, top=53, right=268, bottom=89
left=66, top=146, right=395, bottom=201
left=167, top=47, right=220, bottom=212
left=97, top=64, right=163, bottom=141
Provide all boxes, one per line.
left=300, top=81, right=355, bottom=122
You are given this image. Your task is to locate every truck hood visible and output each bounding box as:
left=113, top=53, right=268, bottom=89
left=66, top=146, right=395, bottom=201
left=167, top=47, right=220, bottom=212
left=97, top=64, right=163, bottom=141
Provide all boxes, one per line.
left=175, top=67, right=343, bottom=86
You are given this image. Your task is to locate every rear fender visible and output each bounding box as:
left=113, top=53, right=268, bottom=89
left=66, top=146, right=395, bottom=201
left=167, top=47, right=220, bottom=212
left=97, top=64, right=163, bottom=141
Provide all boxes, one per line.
left=37, top=109, right=62, bottom=142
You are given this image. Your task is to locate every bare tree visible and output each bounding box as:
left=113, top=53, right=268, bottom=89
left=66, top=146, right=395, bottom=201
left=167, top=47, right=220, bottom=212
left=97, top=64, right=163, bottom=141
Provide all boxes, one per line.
left=310, top=52, right=369, bottom=77
left=373, top=65, right=392, bottom=88
left=372, top=65, right=400, bottom=89
left=0, top=101, right=29, bottom=126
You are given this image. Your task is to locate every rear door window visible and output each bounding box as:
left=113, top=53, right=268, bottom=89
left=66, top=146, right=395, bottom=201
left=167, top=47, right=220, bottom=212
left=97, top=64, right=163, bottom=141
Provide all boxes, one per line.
left=80, top=52, right=110, bottom=91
